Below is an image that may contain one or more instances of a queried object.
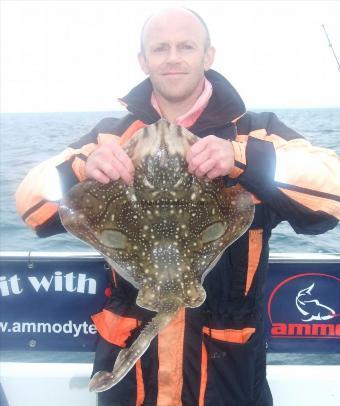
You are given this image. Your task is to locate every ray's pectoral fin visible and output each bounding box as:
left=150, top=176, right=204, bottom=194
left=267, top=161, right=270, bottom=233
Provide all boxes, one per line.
left=89, top=297, right=182, bottom=393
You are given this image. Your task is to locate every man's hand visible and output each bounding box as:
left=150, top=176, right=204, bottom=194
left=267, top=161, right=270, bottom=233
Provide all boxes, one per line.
left=85, top=141, right=134, bottom=185
left=186, top=135, right=235, bottom=179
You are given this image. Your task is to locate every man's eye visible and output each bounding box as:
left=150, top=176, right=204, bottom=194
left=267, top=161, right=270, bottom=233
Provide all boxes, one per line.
left=153, top=47, right=166, bottom=53
left=179, top=44, right=194, bottom=50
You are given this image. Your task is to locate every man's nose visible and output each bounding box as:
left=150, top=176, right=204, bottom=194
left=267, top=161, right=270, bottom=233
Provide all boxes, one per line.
left=166, top=47, right=181, bottom=63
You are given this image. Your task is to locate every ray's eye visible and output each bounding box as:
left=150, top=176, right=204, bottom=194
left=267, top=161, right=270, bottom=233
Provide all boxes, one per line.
left=143, top=177, right=154, bottom=189
left=100, top=230, right=128, bottom=249
left=173, top=178, right=184, bottom=188
left=201, top=222, right=226, bottom=243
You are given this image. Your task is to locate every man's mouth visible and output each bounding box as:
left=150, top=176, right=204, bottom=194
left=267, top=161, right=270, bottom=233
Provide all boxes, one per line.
left=162, top=72, right=188, bottom=76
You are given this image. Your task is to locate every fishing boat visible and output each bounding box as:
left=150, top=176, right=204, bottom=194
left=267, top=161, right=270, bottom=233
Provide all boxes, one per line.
left=0, top=251, right=339, bottom=405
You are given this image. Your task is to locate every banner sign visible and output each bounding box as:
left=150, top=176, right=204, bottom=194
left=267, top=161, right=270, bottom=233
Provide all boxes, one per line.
left=264, top=260, right=340, bottom=353
left=0, top=254, right=107, bottom=351
left=1, top=253, right=339, bottom=352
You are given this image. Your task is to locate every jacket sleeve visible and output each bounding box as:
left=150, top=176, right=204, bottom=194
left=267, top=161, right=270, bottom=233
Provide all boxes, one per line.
left=229, top=112, right=340, bottom=234
left=15, top=118, right=120, bottom=238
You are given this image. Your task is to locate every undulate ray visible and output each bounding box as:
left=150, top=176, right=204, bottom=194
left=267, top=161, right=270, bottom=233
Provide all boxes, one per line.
left=59, top=119, right=254, bottom=392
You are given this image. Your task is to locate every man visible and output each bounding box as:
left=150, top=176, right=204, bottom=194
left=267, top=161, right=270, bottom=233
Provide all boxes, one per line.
left=16, top=7, right=340, bottom=406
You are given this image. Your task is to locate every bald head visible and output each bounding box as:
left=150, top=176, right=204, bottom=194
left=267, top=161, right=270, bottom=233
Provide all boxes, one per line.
left=140, top=8, right=211, bottom=54
left=137, top=7, right=215, bottom=109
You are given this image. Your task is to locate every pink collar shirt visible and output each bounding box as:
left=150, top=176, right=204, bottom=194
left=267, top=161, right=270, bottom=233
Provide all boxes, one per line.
left=151, top=78, right=213, bottom=128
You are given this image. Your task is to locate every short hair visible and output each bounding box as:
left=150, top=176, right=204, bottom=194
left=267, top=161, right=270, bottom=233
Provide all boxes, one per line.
left=140, top=8, right=211, bottom=54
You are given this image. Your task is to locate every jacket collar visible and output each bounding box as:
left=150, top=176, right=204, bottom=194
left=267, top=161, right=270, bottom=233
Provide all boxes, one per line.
left=118, top=69, right=246, bottom=131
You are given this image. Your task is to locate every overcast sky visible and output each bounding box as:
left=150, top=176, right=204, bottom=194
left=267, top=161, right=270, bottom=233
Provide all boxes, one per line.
left=1, top=0, right=340, bottom=113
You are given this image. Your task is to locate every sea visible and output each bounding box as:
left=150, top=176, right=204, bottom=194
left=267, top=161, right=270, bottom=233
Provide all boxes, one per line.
left=0, top=108, right=339, bottom=253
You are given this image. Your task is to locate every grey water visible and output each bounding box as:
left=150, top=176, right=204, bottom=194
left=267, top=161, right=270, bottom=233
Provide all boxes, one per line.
left=0, top=108, right=339, bottom=253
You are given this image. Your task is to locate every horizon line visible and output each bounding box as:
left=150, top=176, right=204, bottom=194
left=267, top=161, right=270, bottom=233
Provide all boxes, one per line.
left=1, top=106, right=340, bottom=114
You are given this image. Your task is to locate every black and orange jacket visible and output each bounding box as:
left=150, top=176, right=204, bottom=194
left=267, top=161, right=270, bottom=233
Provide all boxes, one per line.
left=16, top=70, right=340, bottom=406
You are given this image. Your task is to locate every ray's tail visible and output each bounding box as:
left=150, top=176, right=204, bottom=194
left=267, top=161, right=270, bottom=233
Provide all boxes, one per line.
left=89, top=297, right=182, bottom=392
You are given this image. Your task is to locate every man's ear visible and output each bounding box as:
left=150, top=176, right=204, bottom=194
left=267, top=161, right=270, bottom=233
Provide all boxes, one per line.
left=204, top=46, right=215, bottom=71
left=138, top=52, right=149, bottom=75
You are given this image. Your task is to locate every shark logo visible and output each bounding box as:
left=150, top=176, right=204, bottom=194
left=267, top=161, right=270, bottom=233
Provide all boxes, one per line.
left=268, top=273, right=340, bottom=342
left=295, top=283, right=336, bottom=322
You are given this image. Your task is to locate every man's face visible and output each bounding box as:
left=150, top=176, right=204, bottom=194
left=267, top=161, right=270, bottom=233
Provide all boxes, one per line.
left=138, top=11, right=215, bottom=103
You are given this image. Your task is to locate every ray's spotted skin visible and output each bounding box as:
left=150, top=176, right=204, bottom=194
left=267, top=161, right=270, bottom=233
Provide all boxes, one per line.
left=59, top=119, right=254, bottom=392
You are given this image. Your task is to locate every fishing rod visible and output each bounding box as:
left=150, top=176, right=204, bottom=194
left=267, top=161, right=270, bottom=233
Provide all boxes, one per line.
left=321, top=24, right=340, bottom=72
